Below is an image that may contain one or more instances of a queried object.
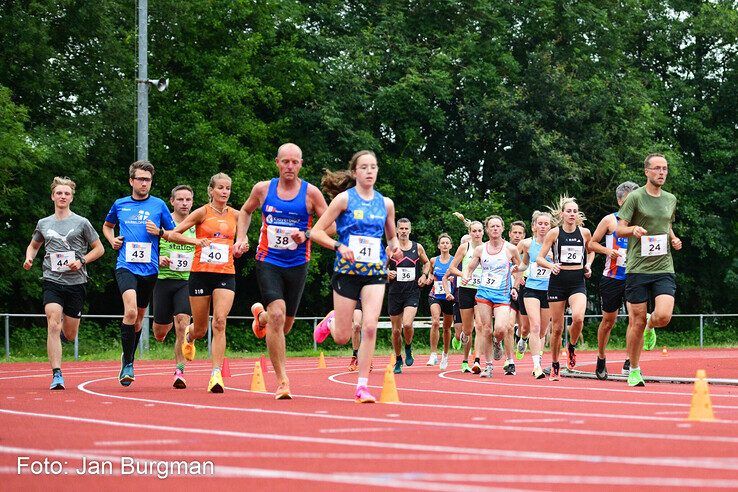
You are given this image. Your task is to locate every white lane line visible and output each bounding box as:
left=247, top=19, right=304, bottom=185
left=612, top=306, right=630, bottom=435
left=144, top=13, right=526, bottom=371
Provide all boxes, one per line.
left=73, top=377, right=738, bottom=444
left=0, top=411, right=736, bottom=472
left=506, top=418, right=568, bottom=424
left=319, top=427, right=396, bottom=434
left=95, top=439, right=180, bottom=447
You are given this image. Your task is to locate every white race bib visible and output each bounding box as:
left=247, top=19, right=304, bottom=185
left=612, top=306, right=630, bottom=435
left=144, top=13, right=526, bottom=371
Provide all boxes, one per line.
left=396, top=267, right=415, bottom=282
left=531, top=266, right=551, bottom=280
left=50, top=251, right=75, bottom=272
left=616, top=249, right=627, bottom=266
left=348, top=235, right=381, bottom=263
left=169, top=251, right=193, bottom=272
left=434, top=281, right=446, bottom=296
left=267, top=225, right=298, bottom=250
left=560, top=245, right=583, bottom=264
left=125, top=242, right=152, bottom=263
left=641, top=234, right=667, bottom=257
left=471, top=271, right=482, bottom=287
left=481, top=270, right=506, bottom=289
left=200, top=243, right=229, bottom=264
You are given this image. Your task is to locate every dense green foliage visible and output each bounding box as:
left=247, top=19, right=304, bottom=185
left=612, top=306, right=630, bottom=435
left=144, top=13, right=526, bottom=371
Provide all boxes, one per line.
left=1, top=1, right=736, bottom=324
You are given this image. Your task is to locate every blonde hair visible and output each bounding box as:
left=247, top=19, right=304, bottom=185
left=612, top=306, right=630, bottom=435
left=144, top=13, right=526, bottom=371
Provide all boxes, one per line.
left=548, top=195, right=586, bottom=227
left=51, top=177, right=76, bottom=194
left=531, top=210, right=552, bottom=231
left=208, top=173, right=231, bottom=202
left=321, top=150, right=376, bottom=199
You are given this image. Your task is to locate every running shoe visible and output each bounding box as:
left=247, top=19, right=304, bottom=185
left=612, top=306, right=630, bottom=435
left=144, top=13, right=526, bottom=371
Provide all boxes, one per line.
left=405, top=346, right=414, bottom=367
left=275, top=380, right=292, bottom=400
left=493, top=339, right=503, bottom=360
left=567, top=342, right=577, bottom=369
left=461, top=361, right=471, bottom=373
left=173, top=369, right=187, bottom=389
left=348, top=355, right=358, bottom=372
left=393, top=357, right=403, bottom=374
left=250, top=302, right=267, bottom=339
left=503, top=362, right=516, bottom=376
left=439, top=352, right=449, bottom=370
left=532, top=366, right=545, bottom=380
left=621, top=358, right=631, bottom=375
left=643, top=313, right=656, bottom=351
left=480, top=364, right=493, bottom=378
left=118, top=353, right=135, bottom=387
left=182, top=325, right=196, bottom=361
left=207, top=370, right=224, bottom=393
left=549, top=362, right=560, bottom=382
left=595, top=357, right=608, bottom=381
left=472, top=360, right=482, bottom=374
left=460, top=331, right=469, bottom=345
left=451, top=335, right=462, bottom=351
left=50, top=372, right=65, bottom=390
left=628, top=368, right=646, bottom=387
left=355, top=385, right=376, bottom=403
left=313, top=310, right=335, bottom=343
left=515, top=337, right=527, bottom=360
left=426, top=352, right=438, bottom=366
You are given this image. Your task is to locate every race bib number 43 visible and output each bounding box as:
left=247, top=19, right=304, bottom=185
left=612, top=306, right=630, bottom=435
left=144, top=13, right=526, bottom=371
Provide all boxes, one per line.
left=50, top=251, right=75, bottom=272
left=267, top=225, right=298, bottom=250
left=641, top=234, right=667, bottom=257
left=200, top=243, right=229, bottom=264
left=126, top=242, right=152, bottom=263
left=348, top=235, right=381, bottom=263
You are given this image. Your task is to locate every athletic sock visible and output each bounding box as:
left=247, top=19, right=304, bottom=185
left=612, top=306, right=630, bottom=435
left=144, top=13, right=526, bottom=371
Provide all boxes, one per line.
left=396, top=355, right=402, bottom=361
left=523, top=337, right=529, bottom=343
left=405, top=343, right=412, bottom=352
left=176, top=362, right=185, bottom=372
left=211, top=367, right=221, bottom=376
left=120, top=323, right=135, bottom=365
left=52, top=368, right=61, bottom=376
left=631, top=366, right=640, bottom=371
left=474, top=357, right=480, bottom=364
left=532, top=355, right=542, bottom=367
left=132, top=330, right=143, bottom=362
left=506, top=358, right=514, bottom=365
left=352, top=349, right=358, bottom=357
left=357, top=377, right=368, bottom=389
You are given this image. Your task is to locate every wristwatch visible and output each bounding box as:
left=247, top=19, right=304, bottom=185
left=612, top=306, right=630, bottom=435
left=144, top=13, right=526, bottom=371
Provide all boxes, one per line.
left=159, top=227, right=165, bottom=237
left=79, top=256, right=87, bottom=265
left=305, top=229, right=311, bottom=240
left=334, top=241, right=342, bottom=251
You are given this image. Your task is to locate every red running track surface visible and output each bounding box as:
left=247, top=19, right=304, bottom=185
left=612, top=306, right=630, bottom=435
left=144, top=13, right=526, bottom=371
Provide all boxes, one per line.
left=1, top=348, right=738, bottom=491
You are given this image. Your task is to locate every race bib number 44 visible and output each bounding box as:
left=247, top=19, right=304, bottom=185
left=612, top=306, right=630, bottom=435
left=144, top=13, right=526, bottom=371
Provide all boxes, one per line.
left=396, top=267, right=415, bottom=282
left=641, top=234, right=667, bottom=257
left=170, top=251, right=193, bottom=272
left=348, top=235, right=381, bottom=263
left=200, top=243, right=229, bottom=264
left=126, top=242, right=152, bottom=263
left=50, top=251, right=75, bottom=272
left=267, top=225, right=298, bottom=250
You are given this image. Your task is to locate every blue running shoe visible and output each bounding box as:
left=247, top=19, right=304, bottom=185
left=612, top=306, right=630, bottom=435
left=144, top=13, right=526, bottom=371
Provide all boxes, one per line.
left=393, top=357, right=403, bottom=374
left=118, top=354, right=135, bottom=387
left=50, top=373, right=65, bottom=390
left=404, top=346, right=414, bottom=367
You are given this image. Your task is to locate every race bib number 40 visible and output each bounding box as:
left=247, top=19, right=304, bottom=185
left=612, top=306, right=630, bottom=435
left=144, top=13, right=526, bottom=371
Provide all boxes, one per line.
left=396, top=267, right=415, bottom=282
left=348, top=235, right=381, bottom=263
left=267, top=225, right=298, bottom=250
left=170, top=251, right=193, bottom=272
left=560, top=245, right=583, bottom=264
left=50, top=251, right=75, bottom=272
left=200, top=243, right=229, bottom=264
left=641, top=234, right=667, bottom=257
left=126, top=242, right=152, bottom=263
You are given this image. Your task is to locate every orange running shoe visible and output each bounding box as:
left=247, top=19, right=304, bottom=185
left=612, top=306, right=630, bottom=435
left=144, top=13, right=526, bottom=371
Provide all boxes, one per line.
left=275, top=380, right=292, bottom=400
left=348, top=356, right=358, bottom=372
left=251, top=302, right=267, bottom=339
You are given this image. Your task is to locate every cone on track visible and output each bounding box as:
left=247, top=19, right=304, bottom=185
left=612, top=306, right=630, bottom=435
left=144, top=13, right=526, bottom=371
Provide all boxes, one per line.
left=317, top=351, right=327, bottom=369
left=661, top=346, right=668, bottom=357
left=260, top=353, right=268, bottom=374
left=688, top=369, right=715, bottom=421
left=379, top=364, right=400, bottom=403
left=221, top=357, right=232, bottom=378
left=250, top=361, right=266, bottom=392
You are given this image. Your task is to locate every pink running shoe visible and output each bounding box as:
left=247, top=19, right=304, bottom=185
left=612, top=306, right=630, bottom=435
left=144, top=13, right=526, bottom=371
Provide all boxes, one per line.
left=354, top=385, right=376, bottom=403
left=313, top=310, right=335, bottom=343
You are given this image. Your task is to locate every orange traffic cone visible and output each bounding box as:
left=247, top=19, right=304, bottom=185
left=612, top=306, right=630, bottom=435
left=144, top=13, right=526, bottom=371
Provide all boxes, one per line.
left=250, top=361, right=266, bottom=393
left=317, top=351, right=327, bottom=369
left=221, top=357, right=232, bottom=378
left=688, top=369, right=715, bottom=421
left=661, top=346, right=668, bottom=357
left=379, top=364, right=400, bottom=403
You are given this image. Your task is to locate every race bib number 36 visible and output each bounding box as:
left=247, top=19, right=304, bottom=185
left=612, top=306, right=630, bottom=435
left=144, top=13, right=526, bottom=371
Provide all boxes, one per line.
left=396, top=267, right=415, bottom=282
left=170, top=251, right=193, bottom=272
left=126, top=242, right=152, bottom=263
left=50, top=251, right=75, bottom=272
left=200, top=243, right=229, bottom=264
left=641, top=234, right=667, bottom=257
left=348, top=235, right=381, bottom=263
left=267, top=225, right=298, bottom=250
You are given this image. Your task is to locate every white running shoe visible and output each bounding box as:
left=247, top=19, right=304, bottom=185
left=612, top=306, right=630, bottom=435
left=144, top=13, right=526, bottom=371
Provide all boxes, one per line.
left=426, top=352, right=438, bottom=366
left=480, top=364, right=493, bottom=378
left=439, top=353, right=449, bottom=370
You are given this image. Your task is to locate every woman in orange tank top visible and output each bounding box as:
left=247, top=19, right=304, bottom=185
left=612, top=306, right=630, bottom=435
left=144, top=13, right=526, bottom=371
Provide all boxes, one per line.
left=162, top=173, right=241, bottom=393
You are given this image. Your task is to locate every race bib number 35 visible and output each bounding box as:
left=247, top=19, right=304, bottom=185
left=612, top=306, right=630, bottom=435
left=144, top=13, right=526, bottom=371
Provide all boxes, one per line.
left=396, top=267, right=416, bottom=282
left=200, top=243, right=229, bottom=264
left=348, top=235, right=381, bottom=263
left=267, top=225, right=298, bottom=250
left=170, top=251, right=193, bottom=272
left=641, top=234, right=667, bottom=257
left=50, top=251, right=75, bottom=272
left=126, top=242, right=152, bottom=264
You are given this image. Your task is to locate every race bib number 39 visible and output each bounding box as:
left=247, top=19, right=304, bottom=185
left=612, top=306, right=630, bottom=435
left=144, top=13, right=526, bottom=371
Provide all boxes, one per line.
left=200, top=243, right=229, bottom=264
left=126, top=242, right=152, bottom=264
left=267, top=225, right=298, bottom=250
left=348, top=235, right=381, bottom=263
left=50, top=251, right=75, bottom=272
left=397, top=267, right=415, bottom=282
left=641, top=234, right=667, bottom=257
left=170, top=251, right=193, bottom=272
left=560, top=245, right=583, bottom=264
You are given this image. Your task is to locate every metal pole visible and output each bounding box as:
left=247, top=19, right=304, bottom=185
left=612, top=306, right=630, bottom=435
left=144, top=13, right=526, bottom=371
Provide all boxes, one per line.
left=4, top=315, right=9, bottom=361
left=74, top=332, right=79, bottom=361
left=313, top=317, right=317, bottom=351
left=137, top=0, right=151, bottom=354
left=699, top=314, right=704, bottom=349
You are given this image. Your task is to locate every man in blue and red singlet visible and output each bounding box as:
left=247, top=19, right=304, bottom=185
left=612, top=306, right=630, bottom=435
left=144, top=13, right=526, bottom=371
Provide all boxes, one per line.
left=235, top=143, right=330, bottom=399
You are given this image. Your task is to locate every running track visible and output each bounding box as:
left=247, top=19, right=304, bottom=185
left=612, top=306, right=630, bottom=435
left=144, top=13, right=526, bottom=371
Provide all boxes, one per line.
left=2, top=349, right=738, bottom=490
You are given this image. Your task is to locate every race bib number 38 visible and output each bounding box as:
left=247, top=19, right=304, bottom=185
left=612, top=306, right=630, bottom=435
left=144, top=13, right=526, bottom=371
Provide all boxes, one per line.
left=348, top=235, right=381, bottom=263
left=641, top=234, right=667, bottom=257
left=126, top=242, right=152, bottom=263
left=200, top=243, right=229, bottom=264
left=267, top=225, right=298, bottom=250
left=50, top=251, right=75, bottom=272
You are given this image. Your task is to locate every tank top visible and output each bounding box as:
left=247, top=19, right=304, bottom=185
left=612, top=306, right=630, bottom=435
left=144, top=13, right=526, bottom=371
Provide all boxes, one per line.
left=191, top=205, right=238, bottom=274
left=430, top=255, right=454, bottom=299
left=158, top=222, right=196, bottom=280
left=478, top=241, right=512, bottom=294
left=388, top=241, right=421, bottom=295
left=256, top=179, right=312, bottom=268
left=603, top=212, right=628, bottom=280
left=334, top=187, right=387, bottom=276
left=460, top=241, right=483, bottom=290
left=553, top=226, right=585, bottom=267
left=526, top=238, right=552, bottom=291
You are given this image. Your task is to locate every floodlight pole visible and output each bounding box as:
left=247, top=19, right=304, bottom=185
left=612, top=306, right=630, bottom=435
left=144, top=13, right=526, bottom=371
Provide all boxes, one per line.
left=137, top=0, right=150, bottom=353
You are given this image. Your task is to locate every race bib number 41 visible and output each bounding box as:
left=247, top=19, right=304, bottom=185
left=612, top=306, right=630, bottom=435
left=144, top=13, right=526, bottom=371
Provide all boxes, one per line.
left=348, top=235, right=381, bottom=263
left=50, top=251, right=75, bottom=272
left=641, top=234, right=667, bottom=257
left=267, top=225, right=298, bottom=250
left=200, top=243, right=229, bottom=264
left=126, top=242, right=152, bottom=264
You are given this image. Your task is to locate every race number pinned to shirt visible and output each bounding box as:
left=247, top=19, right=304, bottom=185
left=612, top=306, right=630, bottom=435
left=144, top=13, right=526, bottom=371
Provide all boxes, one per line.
left=348, top=235, right=381, bottom=263
left=481, top=270, right=506, bottom=289
left=126, top=242, right=152, bottom=264
left=396, top=267, right=415, bottom=282
left=267, top=225, right=298, bottom=250
left=616, top=249, right=627, bottom=266
left=50, top=251, right=75, bottom=272
left=530, top=265, right=551, bottom=280
left=170, top=251, right=193, bottom=272
left=560, top=245, right=583, bottom=264
left=471, top=271, right=482, bottom=287
left=200, top=243, right=229, bottom=264
left=434, top=281, right=446, bottom=296
left=641, top=234, right=667, bottom=257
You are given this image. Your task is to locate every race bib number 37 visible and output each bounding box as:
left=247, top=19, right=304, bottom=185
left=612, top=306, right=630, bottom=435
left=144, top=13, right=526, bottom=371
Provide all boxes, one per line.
left=126, top=242, right=152, bottom=264
left=641, top=234, right=667, bottom=257
left=348, top=235, right=381, bottom=263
